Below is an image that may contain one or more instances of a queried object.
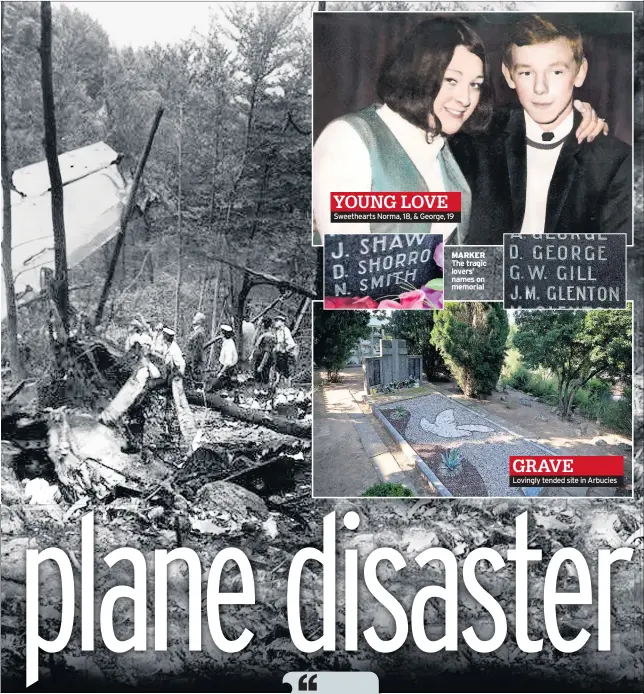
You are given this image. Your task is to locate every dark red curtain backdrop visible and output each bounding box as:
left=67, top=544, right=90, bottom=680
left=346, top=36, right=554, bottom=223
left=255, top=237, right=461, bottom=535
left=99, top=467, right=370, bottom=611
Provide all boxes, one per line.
left=313, top=12, right=633, bottom=146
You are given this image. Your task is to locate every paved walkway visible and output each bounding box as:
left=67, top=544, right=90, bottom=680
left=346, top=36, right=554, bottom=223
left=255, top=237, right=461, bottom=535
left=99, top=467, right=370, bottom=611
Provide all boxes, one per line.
left=313, top=367, right=409, bottom=497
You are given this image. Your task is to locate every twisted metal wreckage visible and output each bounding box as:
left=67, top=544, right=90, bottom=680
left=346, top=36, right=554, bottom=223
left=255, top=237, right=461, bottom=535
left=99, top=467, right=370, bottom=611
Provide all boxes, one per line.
left=2, top=115, right=313, bottom=526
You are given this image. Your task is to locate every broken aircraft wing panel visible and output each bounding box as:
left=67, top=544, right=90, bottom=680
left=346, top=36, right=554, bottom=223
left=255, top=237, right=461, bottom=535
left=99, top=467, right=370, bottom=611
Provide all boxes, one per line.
left=11, top=141, right=121, bottom=198
left=9, top=165, right=127, bottom=288
left=1, top=143, right=128, bottom=320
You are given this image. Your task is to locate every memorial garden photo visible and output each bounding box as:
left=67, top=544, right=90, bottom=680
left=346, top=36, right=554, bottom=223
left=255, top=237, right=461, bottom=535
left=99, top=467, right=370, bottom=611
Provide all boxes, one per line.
left=313, top=303, right=632, bottom=498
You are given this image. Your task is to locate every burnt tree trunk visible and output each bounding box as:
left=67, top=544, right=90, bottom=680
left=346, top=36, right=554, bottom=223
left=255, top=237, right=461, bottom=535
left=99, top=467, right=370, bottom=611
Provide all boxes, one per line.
left=234, top=154, right=272, bottom=347
left=142, top=208, right=154, bottom=283
left=235, top=274, right=253, bottom=350
left=221, top=79, right=263, bottom=345
left=207, top=272, right=221, bottom=369
left=291, top=297, right=309, bottom=337
left=207, top=127, right=221, bottom=230
left=40, top=1, right=69, bottom=332
left=1, top=3, right=24, bottom=379
left=174, top=103, right=183, bottom=332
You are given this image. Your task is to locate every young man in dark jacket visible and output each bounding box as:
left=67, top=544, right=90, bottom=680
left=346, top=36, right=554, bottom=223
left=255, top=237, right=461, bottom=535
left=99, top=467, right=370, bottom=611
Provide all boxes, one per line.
left=449, top=15, right=631, bottom=245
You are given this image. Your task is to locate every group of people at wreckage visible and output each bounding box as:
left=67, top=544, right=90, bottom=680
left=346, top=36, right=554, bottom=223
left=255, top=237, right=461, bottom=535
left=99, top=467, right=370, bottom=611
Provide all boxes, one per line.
left=105, top=311, right=298, bottom=453
left=123, top=311, right=298, bottom=390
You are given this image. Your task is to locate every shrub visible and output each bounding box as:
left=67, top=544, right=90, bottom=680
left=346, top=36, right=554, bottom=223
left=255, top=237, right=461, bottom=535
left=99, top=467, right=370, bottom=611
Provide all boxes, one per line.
left=362, top=482, right=414, bottom=497
left=508, top=366, right=531, bottom=391
left=574, top=385, right=631, bottom=435
left=440, top=448, right=464, bottom=471
left=594, top=390, right=632, bottom=435
left=526, top=374, right=558, bottom=402
left=391, top=407, right=407, bottom=420
left=313, top=305, right=371, bottom=380
left=388, top=311, right=448, bottom=381
left=573, top=388, right=591, bottom=411
left=501, top=347, right=522, bottom=385
left=513, top=309, right=632, bottom=418
left=431, top=303, right=509, bottom=398
left=585, top=378, right=612, bottom=403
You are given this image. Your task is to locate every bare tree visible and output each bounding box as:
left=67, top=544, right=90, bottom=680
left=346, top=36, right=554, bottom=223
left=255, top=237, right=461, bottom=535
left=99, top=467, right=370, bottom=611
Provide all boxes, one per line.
left=221, top=4, right=305, bottom=344
left=40, top=1, right=69, bottom=331
left=174, top=103, right=183, bottom=331
left=93, top=106, right=164, bottom=326
left=1, top=2, right=24, bottom=379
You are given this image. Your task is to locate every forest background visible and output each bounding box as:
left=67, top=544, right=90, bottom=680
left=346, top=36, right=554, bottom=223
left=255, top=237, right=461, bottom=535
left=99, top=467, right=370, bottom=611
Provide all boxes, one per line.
left=1, top=1, right=314, bottom=381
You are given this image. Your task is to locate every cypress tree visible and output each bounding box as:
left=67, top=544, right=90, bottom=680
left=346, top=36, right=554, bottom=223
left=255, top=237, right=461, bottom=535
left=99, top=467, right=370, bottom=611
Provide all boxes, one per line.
left=431, top=302, right=509, bottom=398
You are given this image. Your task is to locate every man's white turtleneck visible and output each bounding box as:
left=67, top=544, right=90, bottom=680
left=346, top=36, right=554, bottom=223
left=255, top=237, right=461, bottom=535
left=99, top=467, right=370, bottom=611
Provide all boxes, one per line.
left=520, top=109, right=575, bottom=235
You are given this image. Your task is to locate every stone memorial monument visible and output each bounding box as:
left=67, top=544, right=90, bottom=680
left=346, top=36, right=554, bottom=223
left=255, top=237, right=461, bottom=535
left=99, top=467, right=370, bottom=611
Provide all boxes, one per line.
left=363, top=338, right=422, bottom=391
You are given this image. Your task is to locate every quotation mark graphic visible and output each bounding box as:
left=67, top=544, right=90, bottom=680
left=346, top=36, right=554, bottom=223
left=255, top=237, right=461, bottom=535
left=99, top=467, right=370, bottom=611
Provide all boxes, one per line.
left=298, top=673, right=318, bottom=691
left=283, top=671, right=379, bottom=694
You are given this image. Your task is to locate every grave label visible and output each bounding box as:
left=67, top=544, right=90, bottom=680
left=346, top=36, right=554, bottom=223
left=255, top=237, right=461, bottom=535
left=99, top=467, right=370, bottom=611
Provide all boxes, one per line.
left=325, top=234, right=442, bottom=299
left=504, top=234, right=626, bottom=309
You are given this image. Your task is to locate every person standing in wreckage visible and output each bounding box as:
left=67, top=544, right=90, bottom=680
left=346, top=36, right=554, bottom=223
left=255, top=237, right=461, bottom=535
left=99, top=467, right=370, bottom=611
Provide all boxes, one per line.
left=161, top=327, right=186, bottom=379
left=273, top=315, right=297, bottom=388
left=251, top=316, right=277, bottom=385
left=185, top=312, right=207, bottom=388
left=155, top=327, right=199, bottom=453
left=216, top=325, right=238, bottom=389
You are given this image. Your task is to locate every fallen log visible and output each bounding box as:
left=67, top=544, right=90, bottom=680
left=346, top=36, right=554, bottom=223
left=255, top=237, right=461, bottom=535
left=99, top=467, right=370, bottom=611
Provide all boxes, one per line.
left=51, top=336, right=311, bottom=440
left=185, top=390, right=311, bottom=439
left=204, top=254, right=317, bottom=299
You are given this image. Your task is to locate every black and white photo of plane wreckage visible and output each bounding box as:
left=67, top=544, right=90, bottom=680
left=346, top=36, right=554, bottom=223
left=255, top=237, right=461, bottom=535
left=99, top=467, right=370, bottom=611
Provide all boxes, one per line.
left=1, top=141, right=311, bottom=530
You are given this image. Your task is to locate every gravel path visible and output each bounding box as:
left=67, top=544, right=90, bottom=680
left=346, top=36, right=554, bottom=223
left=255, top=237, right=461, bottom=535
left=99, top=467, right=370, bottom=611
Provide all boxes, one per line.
left=381, top=393, right=556, bottom=497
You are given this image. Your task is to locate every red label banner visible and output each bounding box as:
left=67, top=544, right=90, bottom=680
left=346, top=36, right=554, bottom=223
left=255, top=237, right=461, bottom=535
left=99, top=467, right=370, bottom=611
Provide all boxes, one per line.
left=330, top=191, right=461, bottom=213
left=509, top=456, right=624, bottom=476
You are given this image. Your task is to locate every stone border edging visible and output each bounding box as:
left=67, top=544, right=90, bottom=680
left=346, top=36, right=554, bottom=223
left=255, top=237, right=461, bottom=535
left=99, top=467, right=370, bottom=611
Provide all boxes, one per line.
left=373, top=405, right=453, bottom=498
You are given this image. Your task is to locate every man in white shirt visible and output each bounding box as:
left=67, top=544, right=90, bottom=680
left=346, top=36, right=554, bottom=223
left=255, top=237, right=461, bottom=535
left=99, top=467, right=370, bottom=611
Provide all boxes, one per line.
left=215, top=324, right=238, bottom=389
left=273, top=315, right=297, bottom=388
left=156, top=327, right=198, bottom=452
left=517, top=109, right=575, bottom=236
left=161, top=327, right=186, bottom=377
